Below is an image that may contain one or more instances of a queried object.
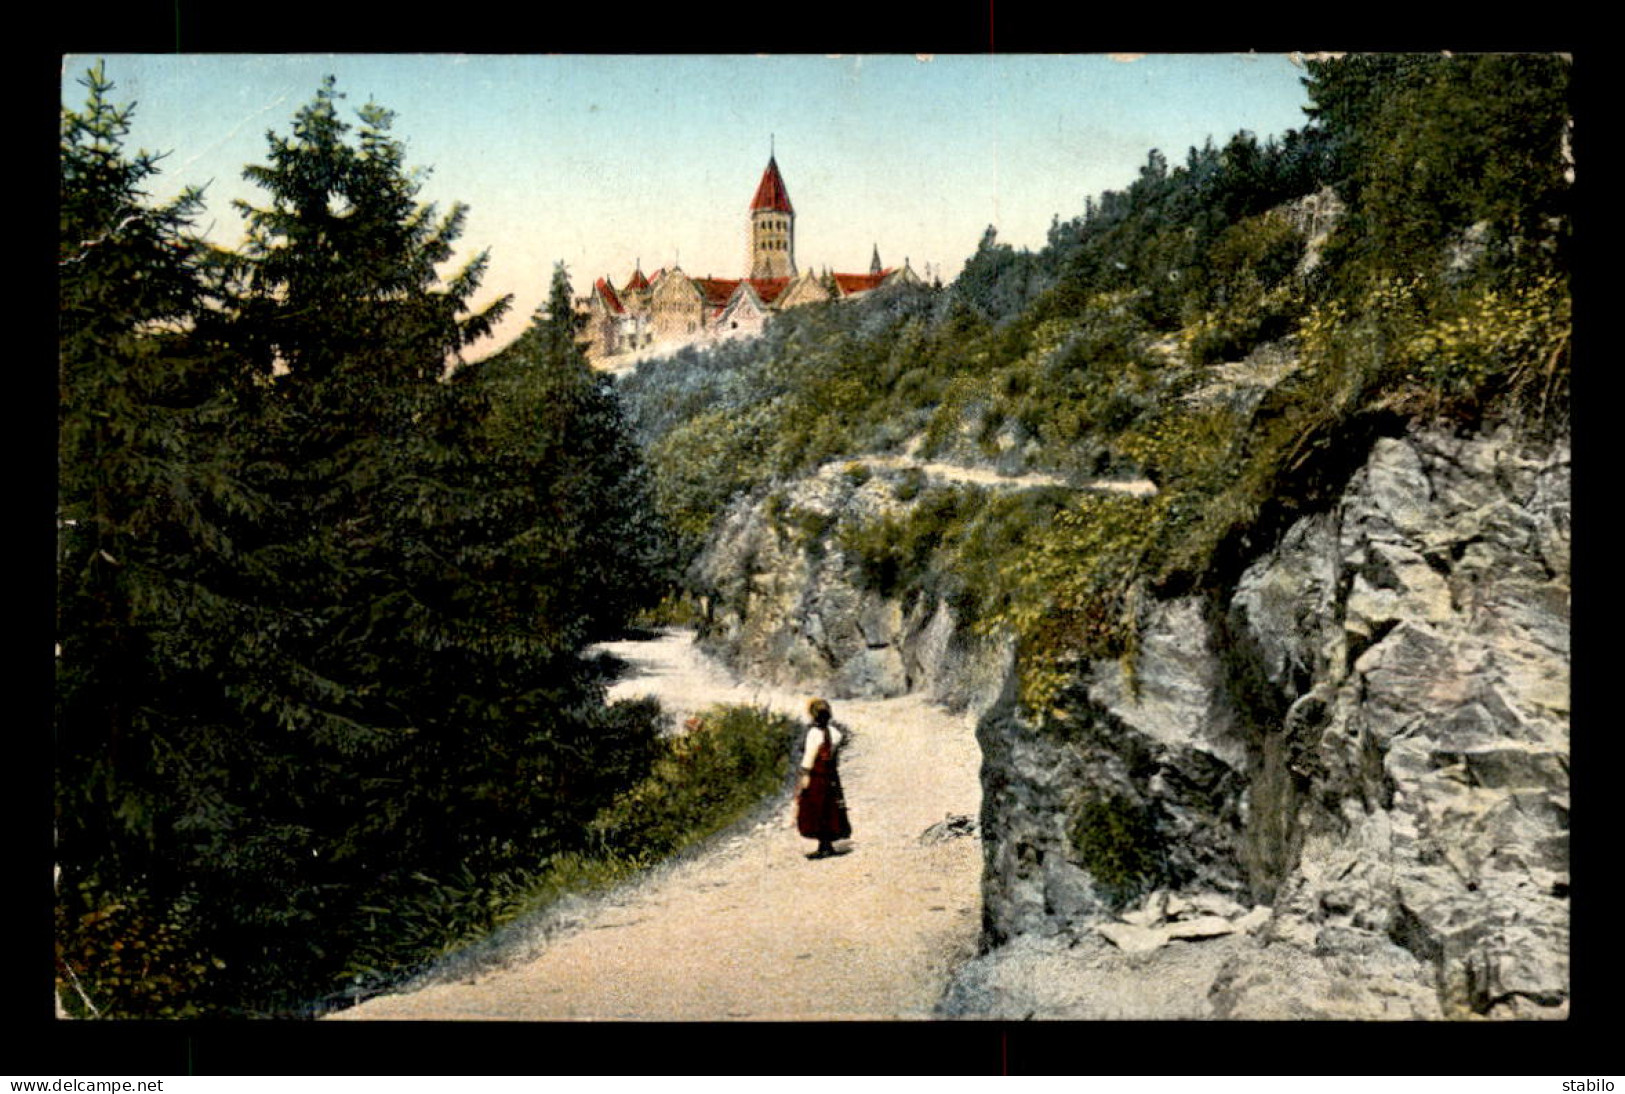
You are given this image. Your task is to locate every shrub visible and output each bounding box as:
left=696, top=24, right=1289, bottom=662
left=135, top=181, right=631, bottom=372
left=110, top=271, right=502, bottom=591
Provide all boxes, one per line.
left=1206, top=210, right=1306, bottom=299
left=632, top=589, right=706, bottom=629
left=1068, top=792, right=1165, bottom=909
left=980, top=491, right=1158, bottom=711
left=839, top=512, right=914, bottom=597
left=56, top=882, right=217, bottom=1018
left=892, top=466, right=927, bottom=502
left=650, top=401, right=781, bottom=560
left=840, top=485, right=978, bottom=601
left=1394, top=272, right=1570, bottom=422
left=312, top=702, right=793, bottom=1013
left=588, top=704, right=798, bottom=866
left=786, top=506, right=837, bottom=556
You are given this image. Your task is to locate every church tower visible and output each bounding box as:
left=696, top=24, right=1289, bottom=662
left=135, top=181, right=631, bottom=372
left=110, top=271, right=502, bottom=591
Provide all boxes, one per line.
left=748, top=154, right=796, bottom=280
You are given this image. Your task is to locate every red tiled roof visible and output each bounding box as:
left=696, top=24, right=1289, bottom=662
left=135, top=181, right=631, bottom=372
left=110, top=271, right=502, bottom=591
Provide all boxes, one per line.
left=622, top=267, right=650, bottom=292
left=750, top=156, right=794, bottom=214
left=595, top=278, right=625, bottom=315
left=832, top=270, right=890, bottom=296
left=749, top=277, right=791, bottom=305
left=693, top=277, right=741, bottom=308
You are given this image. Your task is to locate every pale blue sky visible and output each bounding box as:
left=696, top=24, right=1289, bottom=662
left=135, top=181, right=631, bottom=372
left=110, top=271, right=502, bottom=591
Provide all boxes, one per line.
left=63, top=53, right=1316, bottom=350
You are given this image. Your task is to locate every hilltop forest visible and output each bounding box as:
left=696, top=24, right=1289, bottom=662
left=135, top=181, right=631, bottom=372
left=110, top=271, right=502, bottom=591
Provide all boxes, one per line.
left=57, top=53, right=1571, bottom=1019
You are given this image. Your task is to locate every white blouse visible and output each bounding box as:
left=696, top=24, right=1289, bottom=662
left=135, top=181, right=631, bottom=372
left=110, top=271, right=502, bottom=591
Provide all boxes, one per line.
left=800, top=724, right=846, bottom=771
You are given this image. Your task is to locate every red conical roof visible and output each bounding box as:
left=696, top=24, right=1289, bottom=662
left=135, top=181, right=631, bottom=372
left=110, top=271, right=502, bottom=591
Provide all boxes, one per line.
left=750, top=155, right=794, bottom=214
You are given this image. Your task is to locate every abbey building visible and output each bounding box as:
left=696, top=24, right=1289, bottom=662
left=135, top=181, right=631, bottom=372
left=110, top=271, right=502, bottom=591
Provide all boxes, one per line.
left=576, top=155, right=921, bottom=364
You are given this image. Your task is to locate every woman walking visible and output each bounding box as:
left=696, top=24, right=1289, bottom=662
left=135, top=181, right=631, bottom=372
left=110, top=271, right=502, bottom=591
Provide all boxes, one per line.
left=796, top=697, right=851, bottom=859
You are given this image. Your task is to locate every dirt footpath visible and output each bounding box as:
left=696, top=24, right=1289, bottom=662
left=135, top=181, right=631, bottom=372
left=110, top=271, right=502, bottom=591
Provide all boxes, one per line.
left=330, top=629, right=983, bottom=1021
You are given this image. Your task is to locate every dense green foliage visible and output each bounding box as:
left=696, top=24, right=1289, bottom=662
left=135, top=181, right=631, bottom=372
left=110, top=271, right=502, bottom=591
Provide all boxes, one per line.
left=586, top=703, right=800, bottom=866
left=621, top=284, right=945, bottom=563
left=466, top=264, right=676, bottom=635
left=58, top=62, right=262, bottom=1018
left=1303, top=53, right=1571, bottom=282
left=339, top=700, right=796, bottom=1009
left=57, top=69, right=672, bottom=1016
left=1068, top=792, right=1166, bottom=909
left=620, top=53, right=1572, bottom=712
left=837, top=482, right=1074, bottom=630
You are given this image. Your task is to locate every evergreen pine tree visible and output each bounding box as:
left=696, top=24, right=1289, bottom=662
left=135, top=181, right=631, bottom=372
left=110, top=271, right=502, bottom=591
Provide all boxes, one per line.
left=60, top=70, right=676, bottom=1016
left=1303, top=53, right=1571, bottom=280
left=57, top=61, right=266, bottom=1017
left=204, top=81, right=666, bottom=1011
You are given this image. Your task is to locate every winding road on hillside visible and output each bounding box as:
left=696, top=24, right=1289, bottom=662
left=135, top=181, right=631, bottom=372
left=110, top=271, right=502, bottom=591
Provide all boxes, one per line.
left=329, top=629, right=984, bottom=1021
left=854, top=453, right=1157, bottom=495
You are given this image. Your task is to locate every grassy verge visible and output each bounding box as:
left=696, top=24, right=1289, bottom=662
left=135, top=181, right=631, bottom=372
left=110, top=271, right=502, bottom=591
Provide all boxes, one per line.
left=585, top=703, right=800, bottom=864
left=321, top=702, right=798, bottom=1014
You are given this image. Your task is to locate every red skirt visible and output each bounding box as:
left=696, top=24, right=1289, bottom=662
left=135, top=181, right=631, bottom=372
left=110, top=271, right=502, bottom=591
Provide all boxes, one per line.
left=797, top=752, right=851, bottom=841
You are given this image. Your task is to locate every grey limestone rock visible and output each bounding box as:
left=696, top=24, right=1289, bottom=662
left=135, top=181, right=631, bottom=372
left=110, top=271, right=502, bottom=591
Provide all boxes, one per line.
left=690, top=415, right=1568, bottom=1022
left=1084, top=597, right=1248, bottom=773
left=1165, top=915, right=1236, bottom=941
left=938, top=932, right=1256, bottom=1020
left=919, top=814, right=978, bottom=844
left=692, top=461, right=1011, bottom=708
left=1096, top=921, right=1170, bottom=953
left=954, top=423, right=1569, bottom=1020
left=1206, top=935, right=1443, bottom=1020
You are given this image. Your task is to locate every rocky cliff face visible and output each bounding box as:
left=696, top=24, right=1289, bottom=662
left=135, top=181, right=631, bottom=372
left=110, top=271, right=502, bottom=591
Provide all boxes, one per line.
left=691, top=461, right=1014, bottom=714
left=944, top=422, right=1570, bottom=1020
left=689, top=422, right=1569, bottom=1020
